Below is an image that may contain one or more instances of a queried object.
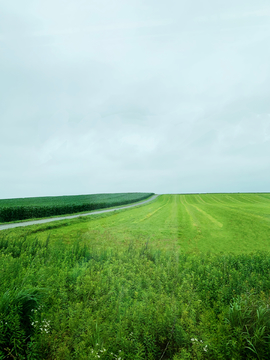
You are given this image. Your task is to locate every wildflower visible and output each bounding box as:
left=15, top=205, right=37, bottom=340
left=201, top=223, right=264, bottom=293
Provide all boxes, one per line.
left=203, top=345, right=208, bottom=352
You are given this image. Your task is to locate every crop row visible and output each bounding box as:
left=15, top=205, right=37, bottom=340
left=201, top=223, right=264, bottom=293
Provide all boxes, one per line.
left=0, top=192, right=154, bottom=223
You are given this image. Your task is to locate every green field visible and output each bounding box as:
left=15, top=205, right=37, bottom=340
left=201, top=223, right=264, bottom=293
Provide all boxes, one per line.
left=0, top=192, right=154, bottom=223
left=9, top=193, right=270, bottom=254
left=1, top=193, right=270, bottom=359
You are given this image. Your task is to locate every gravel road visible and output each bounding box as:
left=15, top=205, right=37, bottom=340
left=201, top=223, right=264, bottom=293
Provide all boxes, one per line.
left=0, top=194, right=159, bottom=231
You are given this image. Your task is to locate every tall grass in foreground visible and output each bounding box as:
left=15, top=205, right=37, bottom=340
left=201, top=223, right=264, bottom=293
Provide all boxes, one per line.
left=1, top=234, right=270, bottom=359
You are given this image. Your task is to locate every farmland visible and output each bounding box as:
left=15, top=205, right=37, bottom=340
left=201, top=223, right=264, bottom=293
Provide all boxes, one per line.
left=10, top=192, right=269, bottom=254
left=0, top=192, right=154, bottom=223
left=1, top=193, right=270, bottom=359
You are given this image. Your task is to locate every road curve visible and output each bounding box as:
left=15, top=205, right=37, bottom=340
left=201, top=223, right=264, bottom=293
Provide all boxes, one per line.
left=0, top=194, right=159, bottom=231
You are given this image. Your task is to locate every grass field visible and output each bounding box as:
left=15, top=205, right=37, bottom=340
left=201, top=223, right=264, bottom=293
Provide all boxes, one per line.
left=7, top=193, right=270, bottom=254
left=1, top=193, right=270, bottom=359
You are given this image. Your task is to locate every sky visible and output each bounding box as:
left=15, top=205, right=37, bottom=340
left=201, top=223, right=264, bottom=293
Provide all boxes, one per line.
left=1, top=0, right=270, bottom=198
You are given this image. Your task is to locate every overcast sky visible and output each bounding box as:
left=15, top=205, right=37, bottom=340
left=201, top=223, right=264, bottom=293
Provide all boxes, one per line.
left=1, top=0, right=270, bottom=198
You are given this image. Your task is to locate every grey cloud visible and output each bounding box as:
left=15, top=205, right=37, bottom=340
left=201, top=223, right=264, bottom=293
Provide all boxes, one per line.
left=1, top=0, right=270, bottom=198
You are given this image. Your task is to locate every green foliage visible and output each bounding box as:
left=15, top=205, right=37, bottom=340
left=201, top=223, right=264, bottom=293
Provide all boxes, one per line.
left=1, top=232, right=270, bottom=359
left=0, top=193, right=154, bottom=223
left=223, top=295, right=270, bottom=359
left=0, top=287, right=43, bottom=359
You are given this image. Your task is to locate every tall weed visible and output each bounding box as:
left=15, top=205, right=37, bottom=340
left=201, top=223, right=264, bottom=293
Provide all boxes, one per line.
left=1, top=233, right=270, bottom=358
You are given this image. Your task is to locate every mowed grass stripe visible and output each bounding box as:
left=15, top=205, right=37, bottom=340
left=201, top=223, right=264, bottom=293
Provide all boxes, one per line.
left=200, top=195, right=270, bottom=252
left=140, top=195, right=177, bottom=226
left=208, top=194, right=225, bottom=204
left=177, top=195, right=202, bottom=249
left=237, top=194, right=260, bottom=204
left=197, top=195, right=207, bottom=204
left=180, top=195, right=200, bottom=227
left=136, top=195, right=171, bottom=223
left=164, top=194, right=179, bottom=228
left=215, top=204, right=270, bottom=225
left=83, top=195, right=172, bottom=247
left=177, top=194, right=270, bottom=253
left=225, top=194, right=243, bottom=204
left=208, top=194, right=270, bottom=221
left=183, top=195, right=223, bottom=228
left=188, top=203, right=223, bottom=228
left=254, top=193, right=270, bottom=203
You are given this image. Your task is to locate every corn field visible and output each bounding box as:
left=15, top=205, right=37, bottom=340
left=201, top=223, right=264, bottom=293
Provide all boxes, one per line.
left=0, top=193, right=154, bottom=223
